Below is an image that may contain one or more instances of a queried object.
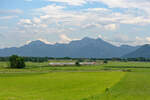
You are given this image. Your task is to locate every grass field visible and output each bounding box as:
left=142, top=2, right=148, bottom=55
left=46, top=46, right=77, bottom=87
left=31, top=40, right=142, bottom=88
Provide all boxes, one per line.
left=0, top=61, right=150, bottom=100
left=0, top=72, right=124, bottom=100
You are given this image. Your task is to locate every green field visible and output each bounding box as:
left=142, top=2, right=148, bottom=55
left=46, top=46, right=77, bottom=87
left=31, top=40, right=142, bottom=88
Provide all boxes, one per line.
left=0, top=61, right=150, bottom=100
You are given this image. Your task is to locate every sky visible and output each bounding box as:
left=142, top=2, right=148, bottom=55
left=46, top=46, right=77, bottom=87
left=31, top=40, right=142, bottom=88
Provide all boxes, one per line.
left=1, top=0, right=150, bottom=48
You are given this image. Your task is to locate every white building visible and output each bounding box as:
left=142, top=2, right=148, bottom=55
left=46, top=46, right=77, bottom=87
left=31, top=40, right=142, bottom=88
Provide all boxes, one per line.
left=49, top=62, right=75, bottom=66
left=49, top=62, right=96, bottom=66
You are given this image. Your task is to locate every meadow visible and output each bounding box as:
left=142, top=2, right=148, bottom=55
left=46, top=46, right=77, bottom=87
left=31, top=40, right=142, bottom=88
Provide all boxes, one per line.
left=0, top=61, right=150, bottom=100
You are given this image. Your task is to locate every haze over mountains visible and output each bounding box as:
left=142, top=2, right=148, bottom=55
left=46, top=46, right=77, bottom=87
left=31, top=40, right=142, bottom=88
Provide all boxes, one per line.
left=0, top=37, right=143, bottom=58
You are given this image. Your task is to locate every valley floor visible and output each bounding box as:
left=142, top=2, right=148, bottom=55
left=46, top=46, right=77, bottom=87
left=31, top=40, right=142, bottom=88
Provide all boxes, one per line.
left=0, top=61, right=150, bottom=100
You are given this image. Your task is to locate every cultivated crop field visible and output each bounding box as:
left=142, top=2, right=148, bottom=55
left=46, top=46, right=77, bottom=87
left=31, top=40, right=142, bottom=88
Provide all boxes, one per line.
left=0, top=61, right=150, bottom=100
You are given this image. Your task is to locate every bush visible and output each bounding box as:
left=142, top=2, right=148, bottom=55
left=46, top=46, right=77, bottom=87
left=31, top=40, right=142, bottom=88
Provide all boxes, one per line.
left=75, top=61, right=80, bottom=66
left=9, top=55, right=26, bottom=68
left=103, top=60, right=108, bottom=64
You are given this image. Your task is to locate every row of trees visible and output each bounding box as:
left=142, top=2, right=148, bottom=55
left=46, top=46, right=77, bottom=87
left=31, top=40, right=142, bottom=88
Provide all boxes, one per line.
left=0, top=57, right=48, bottom=62
left=1, top=55, right=150, bottom=69
left=0, top=56, right=150, bottom=62
left=23, top=57, right=48, bottom=62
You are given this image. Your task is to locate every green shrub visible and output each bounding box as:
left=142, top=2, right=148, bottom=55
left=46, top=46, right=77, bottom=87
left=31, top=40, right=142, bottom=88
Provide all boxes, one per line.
left=9, top=55, right=26, bottom=68
left=75, top=61, right=80, bottom=66
left=103, top=60, right=108, bottom=64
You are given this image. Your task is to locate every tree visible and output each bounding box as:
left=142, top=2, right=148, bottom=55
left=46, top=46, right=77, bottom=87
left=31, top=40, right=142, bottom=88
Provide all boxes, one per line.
left=75, top=60, right=80, bottom=66
left=9, top=55, right=26, bottom=68
left=103, top=60, right=108, bottom=64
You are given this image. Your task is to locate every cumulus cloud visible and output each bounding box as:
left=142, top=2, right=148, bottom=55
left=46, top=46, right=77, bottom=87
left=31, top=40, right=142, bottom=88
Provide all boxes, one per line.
left=37, top=38, right=55, bottom=44
left=6, top=1, right=150, bottom=47
left=97, top=34, right=108, bottom=41
left=120, top=17, right=150, bottom=25
left=45, top=0, right=150, bottom=15
left=0, top=26, right=8, bottom=29
left=87, top=8, right=110, bottom=12
left=130, top=36, right=150, bottom=45
left=0, top=16, right=18, bottom=20
left=94, top=0, right=150, bottom=15
left=59, top=34, right=72, bottom=43
left=36, top=4, right=65, bottom=14
left=18, top=19, right=32, bottom=24
left=104, top=24, right=117, bottom=31
left=19, top=3, right=150, bottom=35
left=33, top=17, right=41, bottom=23
left=0, top=9, right=23, bottom=15
left=25, top=38, right=55, bottom=44
left=24, top=0, right=32, bottom=2
left=146, top=37, right=150, bottom=42
left=82, top=23, right=102, bottom=29
left=47, top=0, right=87, bottom=6
left=26, top=38, right=56, bottom=45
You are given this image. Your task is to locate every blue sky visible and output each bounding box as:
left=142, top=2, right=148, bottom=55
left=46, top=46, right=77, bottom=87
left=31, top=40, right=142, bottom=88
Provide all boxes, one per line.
left=0, top=0, right=150, bottom=48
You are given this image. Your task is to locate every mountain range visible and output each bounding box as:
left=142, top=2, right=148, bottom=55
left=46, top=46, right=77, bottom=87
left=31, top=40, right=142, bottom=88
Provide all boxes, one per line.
left=123, top=44, right=150, bottom=58
left=0, top=37, right=145, bottom=58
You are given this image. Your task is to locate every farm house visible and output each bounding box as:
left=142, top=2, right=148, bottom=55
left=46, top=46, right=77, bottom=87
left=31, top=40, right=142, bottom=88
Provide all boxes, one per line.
left=49, top=62, right=96, bottom=66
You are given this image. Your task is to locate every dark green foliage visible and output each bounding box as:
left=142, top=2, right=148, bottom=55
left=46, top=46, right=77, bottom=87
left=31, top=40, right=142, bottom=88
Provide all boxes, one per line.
left=9, top=55, right=25, bottom=68
left=0, top=57, right=9, bottom=61
left=23, top=57, right=48, bottom=62
left=75, top=61, right=80, bottom=66
left=104, top=60, right=108, bottom=64
left=1, top=56, right=150, bottom=63
left=78, top=59, right=85, bottom=62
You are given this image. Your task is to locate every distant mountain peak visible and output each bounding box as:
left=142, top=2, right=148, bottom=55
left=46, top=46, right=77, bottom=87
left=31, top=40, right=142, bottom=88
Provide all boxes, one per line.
left=28, top=40, right=46, bottom=46
left=123, top=44, right=150, bottom=58
left=81, top=37, right=103, bottom=42
left=143, top=44, right=150, bottom=47
left=0, top=37, right=140, bottom=57
left=82, top=37, right=93, bottom=41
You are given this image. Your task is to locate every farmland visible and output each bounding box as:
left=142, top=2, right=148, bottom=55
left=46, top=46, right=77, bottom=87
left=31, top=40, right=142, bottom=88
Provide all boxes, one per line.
left=0, top=61, right=150, bottom=100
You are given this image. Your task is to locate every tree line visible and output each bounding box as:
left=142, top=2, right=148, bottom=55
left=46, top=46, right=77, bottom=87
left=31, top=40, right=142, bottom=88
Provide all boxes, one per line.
left=0, top=56, right=49, bottom=62
left=1, top=56, right=150, bottom=62
left=1, top=55, right=150, bottom=69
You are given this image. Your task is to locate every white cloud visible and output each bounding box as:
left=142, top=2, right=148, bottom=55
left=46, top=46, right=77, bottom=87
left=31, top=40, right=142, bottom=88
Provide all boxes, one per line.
left=120, top=17, right=150, bottom=25
left=33, top=17, right=41, bottom=23
left=104, top=24, right=117, bottom=31
left=131, top=36, right=150, bottom=45
left=134, top=36, right=146, bottom=45
left=36, top=4, right=65, bottom=14
left=0, top=26, right=8, bottom=29
left=0, top=9, right=23, bottom=15
left=146, top=37, right=150, bottom=42
left=98, top=34, right=103, bottom=38
left=47, top=0, right=87, bottom=6
left=37, top=38, right=55, bottom=44
left=94, top=0, right=150, bottom=15
left=26, top=38, right=55, bottom=45
left=0, top=16, right=18, bottom=20
left=24, top=0, right=32, bottom=2
left=97, top=34, right=108, bottom=40
left=24, top=3, right=150, bottom=34
left=87, top=8, right=110, bottom=12
left=12, top=2, right=150, bottom=47
left=25, top=40, right=32, bottom=44
left=82, top=23, right=102, bottom=29
left=18, top=19, right=32, bottom=24
left=59, top=34, right=72, bottom=43
left=38, top=24, right=48, bottom=28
